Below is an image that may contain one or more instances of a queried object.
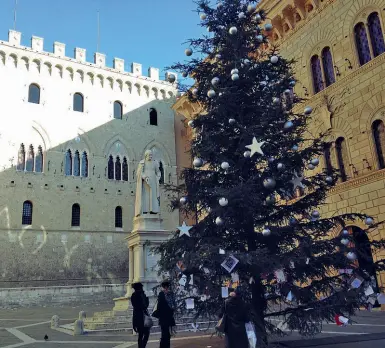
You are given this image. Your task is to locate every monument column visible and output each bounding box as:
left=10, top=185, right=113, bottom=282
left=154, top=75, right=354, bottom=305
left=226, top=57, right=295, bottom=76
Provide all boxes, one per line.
left=126, top=246, right=134, bottom=297
left=138, top=243, right=145, bottom=281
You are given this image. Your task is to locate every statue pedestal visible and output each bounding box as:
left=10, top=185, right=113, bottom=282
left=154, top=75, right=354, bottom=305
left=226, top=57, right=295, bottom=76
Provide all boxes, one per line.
left=113, top=214, right=170, bottom=312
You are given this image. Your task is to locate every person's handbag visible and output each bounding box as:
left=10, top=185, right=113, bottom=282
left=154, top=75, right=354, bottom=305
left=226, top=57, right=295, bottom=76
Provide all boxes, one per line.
left=152, top=300, right=160, bottom=319
left=215, top=302, right=227, bottom=333
left=144, top=313, right=154, bottom=328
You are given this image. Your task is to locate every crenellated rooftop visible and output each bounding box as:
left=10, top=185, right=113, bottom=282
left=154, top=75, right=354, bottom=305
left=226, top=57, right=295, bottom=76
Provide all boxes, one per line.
left=0, top=29, right=178, bottom=90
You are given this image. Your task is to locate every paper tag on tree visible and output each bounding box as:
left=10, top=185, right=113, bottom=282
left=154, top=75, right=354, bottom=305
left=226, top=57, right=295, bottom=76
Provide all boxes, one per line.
left=365, top=286, right=374, bottom=296
left=219, top=249, right=225, bottom=255
left=368, top=296, right=376, bottom=305
left=185, top=298, right=194, bottom=309
left=221, top=287, right=229, bottom=298
left=231, top=272, right=239, bottom=283
left=290, top=261, right=295, bottom=269
left=179, top=275, right=187, bottom=287
left=287, top=291, right=293, bottom=301
left=350, top=277, right=363, bottom=289
left=306, top=258, right=310, bottom=265
left=275, top=269, right=286, bottom=283
left=377, top=293, right=385, bottom=304
left=221, top=255, right=239, bottom=273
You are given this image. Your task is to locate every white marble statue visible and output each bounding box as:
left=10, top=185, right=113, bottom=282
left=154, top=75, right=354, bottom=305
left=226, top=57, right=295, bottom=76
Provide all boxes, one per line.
left=135, top=150, right=161, bottom=217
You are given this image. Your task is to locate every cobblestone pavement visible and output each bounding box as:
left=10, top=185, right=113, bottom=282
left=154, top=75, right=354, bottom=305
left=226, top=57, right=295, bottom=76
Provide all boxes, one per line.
left=1, top=304, right=385, bottom=348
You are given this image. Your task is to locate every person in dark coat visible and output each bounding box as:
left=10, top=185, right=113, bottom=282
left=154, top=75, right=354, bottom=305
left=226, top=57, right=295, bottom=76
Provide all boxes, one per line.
left=131, top=282, right=150, bottom=348
left=156, top=281, right=176, bottom=348
left=220, top=288, right=249, bottom=348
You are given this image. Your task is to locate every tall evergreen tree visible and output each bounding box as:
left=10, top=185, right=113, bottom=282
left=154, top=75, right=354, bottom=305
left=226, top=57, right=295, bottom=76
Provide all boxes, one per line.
left=157, top=0, right=385, bottom=344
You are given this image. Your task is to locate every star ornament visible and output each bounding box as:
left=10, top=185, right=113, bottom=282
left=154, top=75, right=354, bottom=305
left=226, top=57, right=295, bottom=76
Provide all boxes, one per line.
left=177, top=221, right=193, bottom=237
left=245, top=137, right=265, bottom=157
left=290, top=171, right=305, bottom=190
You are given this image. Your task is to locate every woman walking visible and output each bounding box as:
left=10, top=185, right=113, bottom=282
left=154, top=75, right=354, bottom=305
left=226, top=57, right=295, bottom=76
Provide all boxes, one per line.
left=221, top=288, right=249, bottom=348
left=156, top=281, right=176, bottom=348
left=131, top=282, right=150, bottom=348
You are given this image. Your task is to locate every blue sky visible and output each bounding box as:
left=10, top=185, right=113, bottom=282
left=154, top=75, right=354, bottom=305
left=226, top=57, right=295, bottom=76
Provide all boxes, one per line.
left=0, top=0, right=207, bottom=80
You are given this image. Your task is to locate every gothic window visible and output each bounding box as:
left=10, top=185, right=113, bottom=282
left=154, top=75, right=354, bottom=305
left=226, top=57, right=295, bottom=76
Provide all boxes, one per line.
left=159, top=161, right=164, bottom=184
left=108, top=155, right=114, bottom=179
left=310, top=55, right=324, bottom=94
left=115, top=206, right=123, bottom=228
left=321, top=47, right=335, bottom=87
left=71, top=203, right=80, bottom=227
left=25, top=145, right=34, bottom=172
left=149, top=108, right=158, bottom=126
left=73, top=151, right=80, bottom=176
left=73, top=92, right=84, bottom=112
left=65, top=150, right=72, bottom=176
left=81, top=151, right=88, bottom=177
left=335, top=137, right=348, bottom=182
left=115, top=156, right=122, bottom=181
left=122, top=157, right=128, bottom=181
left=22, top=201, right=33, bottom=225
left=35, top=146, right=43, bottom=173
left=17, top=144, right=25, bottom=171
left=114, top=101, right=123, bottom=119
left=323, top=142, right=333, bottom=175
left=28, top=83, right=40, bottom=104
left=368, top=12, right=385, bottom=57
left=355, top=22, right=372, bottom=66
left=372, top=120, right=385, bottom=169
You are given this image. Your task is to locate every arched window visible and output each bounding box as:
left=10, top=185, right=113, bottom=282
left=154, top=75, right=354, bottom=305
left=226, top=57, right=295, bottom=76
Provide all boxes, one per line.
left=108, top=155, right=114, bottom=179
left=65, top=150, right=72, bottom=176
left=22, top=201, right=33, bottom=225
left=368, top=12, right=385, bottom=57
left=355, top=22, right=372, bottom=66
left=310, top=55, right=324, bottom=94
left=115, top=156, right=122, bottom=180
left=71, top=203, right=80, bottom=227
left=28, top=83, right=40, bottom=104
left=335, top=137, right=348, bottom=182
left=35, top=146, right=43, bottom=173
left=115, top=206, right=123, bottom=228
left=159, top=161, right=164, bottom=184
left=25, top=145, right=34, bottom=172
left=323, top=142, right=333, bottom=175
left=17, top=144, right=25, bottom=171
left=73, top=151, right=80, bottom=176
left=321, top=47, right=335, bottom=87
left=149, top=108, right=158, bottom=126
left=73, top=92, right=84, bottom=112
left=122, top=157, right=129, bottom=181
left=372, top=120, right=385, bottom=169
left=81, top=151, right=88, bottom=177
left=114, top=101, right=123, bottom=119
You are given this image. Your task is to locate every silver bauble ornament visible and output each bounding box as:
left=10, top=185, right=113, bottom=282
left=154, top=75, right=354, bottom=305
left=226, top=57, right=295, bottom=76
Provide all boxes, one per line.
left=243, top=59, right=250, bottom=65
left=284, top=121, right=294, bottom=129
left=311, top=210, right=320, bottom=219
left=256, top=35, right=264, bottom=43
left=268, top=157, right=275, bottom=163
left=289, top=81, right=296, bottom=87
left=229, top=118, right=236, bottom=125
left=207, top=89, right=216, bottom=98
left=311, top=158, right=320, bottom=166
left=342, top=229, right=349, bottom=236
left=365, top=217, right=374, bottom=226
left=207, top=26, right=212, bottom=32
left=341, top=238, right=349, bottom=246
left=192, top=88, right=198, bottom=95
left=244, top=151, right=251, bottom=158
left=185, top=48, right=193, bottom=56
left=221, top=162, right=230, bottom=170
left=247, top=3, right=256, bottom=12
left=231, top=68, right=239, bottom=75
left=263, top=178, right=276, bottom=189
left=216, top=54, right=222, bottom=59
left=229, top=27, right=238, bottom=35
left=231, top=73, right=239, bottom=81
left=270, top=55, right=279, bottom=64
left=292, top=145, right=299, bottom=151
left=304, top=106, right=313, bottom=115
left=284, top=89, right=291, bottom=95
left=200, top=13, right=207, bottom=20
left=238, top=12, right=245, bottom=19
left=215, top=217, right=224, bottom=226
left=308, top=164, right=315, bottom=170
left=264, top=23, right=273, bottom=31
left=211, top=77, right=220, bottom=86
left=217, top=2, right=223, bottom=8
left=273, top=97, right=280, bottom=105
left=219, top=197, right=228, bottom=207
left=265, top=194, right=276, bottom=205
left=326, top=176, right=333, bottom=184
left=255, top=14, right=262, bottom=23
left=180, top=197, right=187, bottom=204
left=347, top=252, right=357, bottom=261
left=262, top=228, right=271, bottom=236
left=277, top=163, right=285, bottom=170
left=188, top=120, right=194, bottom=127
left=168, top=74, right=176, bottom=83
left=193, top=158, right=203, bottom=168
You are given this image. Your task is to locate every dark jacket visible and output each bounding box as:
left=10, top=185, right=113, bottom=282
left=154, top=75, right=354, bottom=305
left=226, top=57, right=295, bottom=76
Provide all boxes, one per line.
left=131, top=290, right=149, bottom=329
left=157, top=291, right=176, bottom=327
left=221, top=296, right=249, bottom=348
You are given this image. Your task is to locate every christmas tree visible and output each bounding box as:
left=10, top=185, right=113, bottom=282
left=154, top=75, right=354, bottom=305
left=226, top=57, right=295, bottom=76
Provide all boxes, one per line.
left=156, top=0, right=385, bottom=344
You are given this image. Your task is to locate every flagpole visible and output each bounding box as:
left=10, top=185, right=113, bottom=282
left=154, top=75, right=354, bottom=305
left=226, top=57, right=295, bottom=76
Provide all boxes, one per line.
left=13, top=0, right=18, bottom=30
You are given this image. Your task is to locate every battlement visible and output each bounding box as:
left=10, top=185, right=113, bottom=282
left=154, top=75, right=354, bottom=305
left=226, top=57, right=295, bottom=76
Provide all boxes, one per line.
left=2, top=30, right=177, bottom=90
